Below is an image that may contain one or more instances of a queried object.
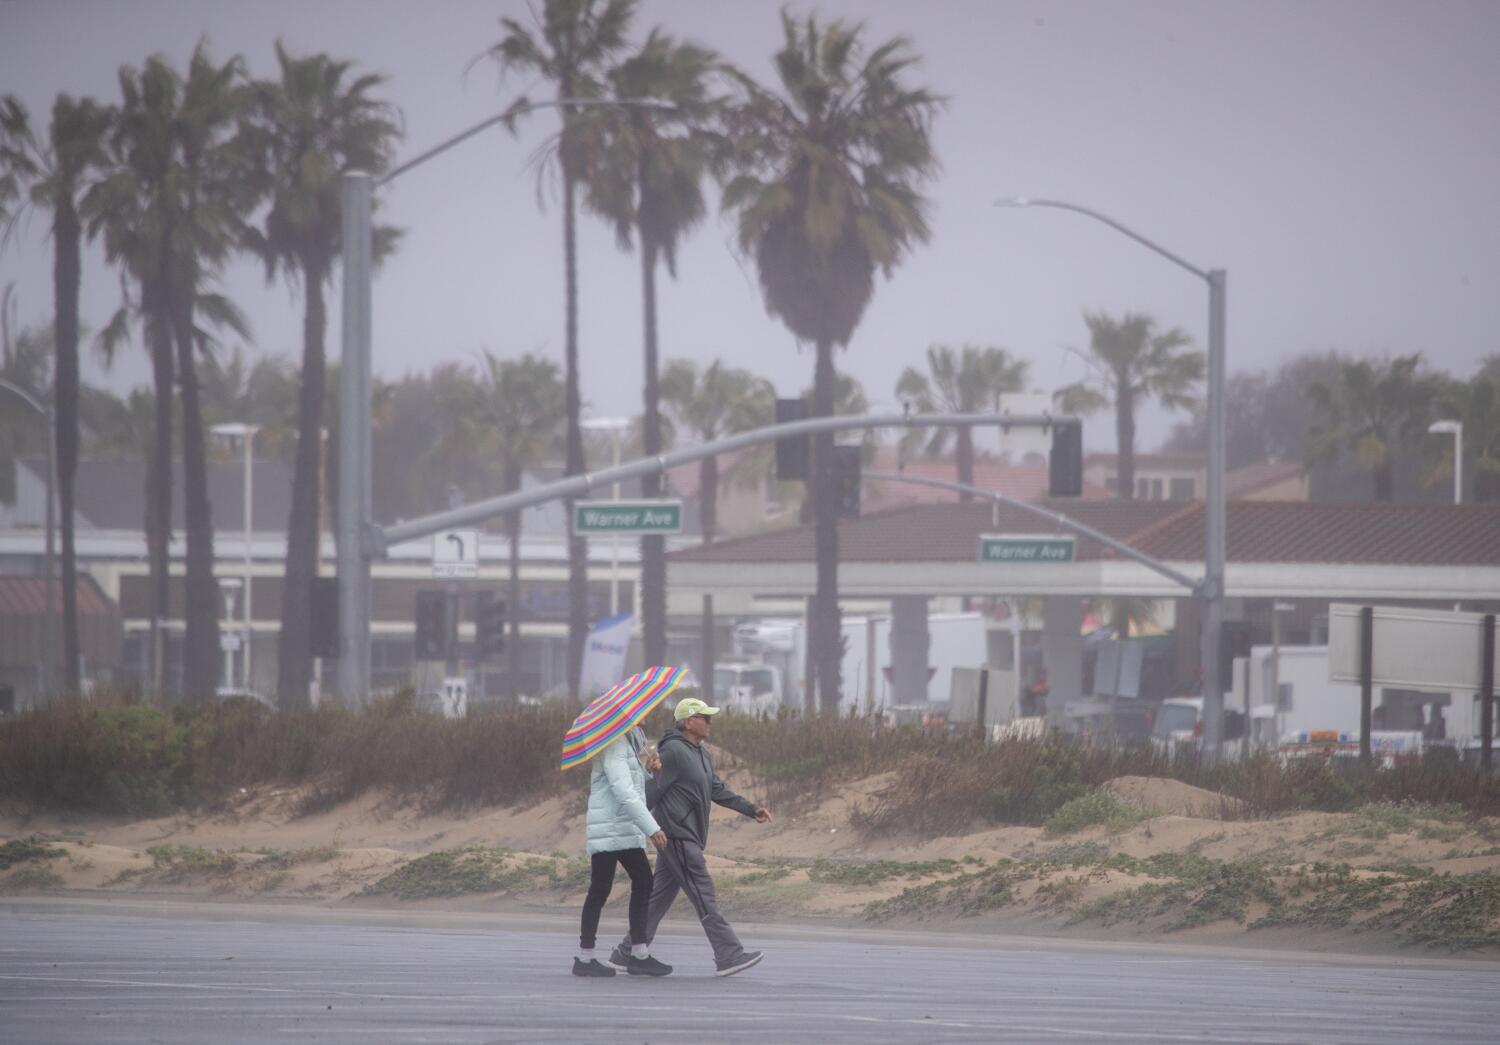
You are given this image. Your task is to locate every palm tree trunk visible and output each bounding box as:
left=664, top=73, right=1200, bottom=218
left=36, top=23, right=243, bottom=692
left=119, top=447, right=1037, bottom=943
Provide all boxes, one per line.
left=563, top=171, right=588, bottom=698
left=145, top=280, right=173, bottom=694
left=173, top=295, right=220, bottom=702
left=640, top=235, right=666, bottom=667
left=276, top=254, right=328, bottom=710
left=1116, top=378, right=1136, bottom=500
left=1374, top=455, right=1394, bottom=501
left=956, top=426, right=974, bottom=502
left=53, top=191, right=82, bottom=692
left=812, top=338, right=841, bottom=712
left=505, top=463, right=523, bottom=702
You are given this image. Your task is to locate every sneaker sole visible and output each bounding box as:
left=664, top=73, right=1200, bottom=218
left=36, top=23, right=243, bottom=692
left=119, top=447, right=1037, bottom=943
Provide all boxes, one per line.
left=607, top=955, right=630, bottom=971
left=627, top=965, right=672, bottom=977
left=715, top=952, right=764, bottom=978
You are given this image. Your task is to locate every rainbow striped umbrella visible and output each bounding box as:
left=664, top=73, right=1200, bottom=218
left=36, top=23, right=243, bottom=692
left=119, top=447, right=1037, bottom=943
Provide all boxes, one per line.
left=560, top=664, right=690, bottom=771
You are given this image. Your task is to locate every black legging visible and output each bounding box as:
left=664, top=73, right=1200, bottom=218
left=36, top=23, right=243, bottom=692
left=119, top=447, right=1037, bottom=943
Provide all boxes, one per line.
left=579, top=847, right=652, bottom=950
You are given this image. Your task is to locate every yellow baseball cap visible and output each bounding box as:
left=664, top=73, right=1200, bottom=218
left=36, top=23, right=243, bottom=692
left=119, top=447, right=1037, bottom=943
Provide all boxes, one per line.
left=673, top=696, right=721, bottom=722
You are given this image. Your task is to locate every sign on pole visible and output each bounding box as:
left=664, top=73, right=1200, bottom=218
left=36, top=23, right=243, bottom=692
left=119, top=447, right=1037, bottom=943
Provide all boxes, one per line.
left=979, top=534, right=1076, bottom=563
left=573, top=500, right=683, bottom=535
left=1329, top=603, right=1499, bottom=691
left=432, top=529, right=479, bottom=578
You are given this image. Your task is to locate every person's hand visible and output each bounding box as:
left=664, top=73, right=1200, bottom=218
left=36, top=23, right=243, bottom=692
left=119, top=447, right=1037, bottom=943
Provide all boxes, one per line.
left=754, top=807, right=772, bottom=825
left=649, top=830, right=668, bottom=850
left=644, top=749, right=662, bottom=773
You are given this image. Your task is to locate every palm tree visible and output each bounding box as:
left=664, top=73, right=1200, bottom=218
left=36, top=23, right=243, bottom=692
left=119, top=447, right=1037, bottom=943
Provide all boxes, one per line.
left=659, top=358, right=773, bottom=701
left=90, top=43, right=256, bottom=698
left=487, top=0, right=637, bottom=697
left=1306, top=354, right=1434, bottom=501
left=659, top=359, right=774, bottom=543
left=167, top=43, right=260, bottom=701
left=721, top=13, right=940, bottom=709
left=896, top=345, right=1029, bottom=500
left=246, top=42, right=402, bottom=709
left=1, top=94, right=113, bottom=692
left=1056, top=311, right=1203, bottom=501
left=586, top=28, right=718, bottom=669
left=448, top=352, right=564, bottom=699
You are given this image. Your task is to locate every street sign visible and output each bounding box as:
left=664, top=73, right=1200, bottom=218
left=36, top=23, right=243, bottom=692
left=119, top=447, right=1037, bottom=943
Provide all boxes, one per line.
left=979, top=534, right=1076, bottom=563
left=433, top=529, right=479, bottom=578
left=573, top=499, right=683, bottom=535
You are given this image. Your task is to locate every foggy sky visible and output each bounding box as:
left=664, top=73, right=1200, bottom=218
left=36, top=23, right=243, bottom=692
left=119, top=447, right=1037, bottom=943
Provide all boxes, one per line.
left=3, top=0, right=1497, bottom=456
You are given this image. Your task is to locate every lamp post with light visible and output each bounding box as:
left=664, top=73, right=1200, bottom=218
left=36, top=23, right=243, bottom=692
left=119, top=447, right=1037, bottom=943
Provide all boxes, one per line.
left=995, top=196, right=1229, bottom=762
left=1428, top=419, right=1462, bottom=504
left=337, top=97, right=673, bottom=705
left=211, top=422, right=259, bottom=690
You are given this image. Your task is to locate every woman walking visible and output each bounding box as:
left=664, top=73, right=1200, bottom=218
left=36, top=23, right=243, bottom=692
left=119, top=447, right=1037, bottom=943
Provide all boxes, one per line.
left=574, top=725, right=672, bottom=977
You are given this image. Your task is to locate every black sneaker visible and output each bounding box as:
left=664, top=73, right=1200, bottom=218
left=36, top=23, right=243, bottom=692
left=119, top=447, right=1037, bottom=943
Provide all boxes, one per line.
left=627, top=955, right=673, bottom=977
left=715, top=950, right=764, bottom=977
left=572, top=957, right=616, bottom=978
left=606, top=945, right=631, bottom=971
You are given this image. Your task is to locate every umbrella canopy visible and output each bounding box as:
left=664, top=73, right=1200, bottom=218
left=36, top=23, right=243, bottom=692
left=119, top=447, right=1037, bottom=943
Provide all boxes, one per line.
left=560, top=664, right=691, bottom=771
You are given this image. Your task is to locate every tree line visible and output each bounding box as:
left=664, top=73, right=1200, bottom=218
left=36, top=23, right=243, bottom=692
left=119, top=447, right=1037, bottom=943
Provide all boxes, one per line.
left=4, top=1, right=1495, bottom=711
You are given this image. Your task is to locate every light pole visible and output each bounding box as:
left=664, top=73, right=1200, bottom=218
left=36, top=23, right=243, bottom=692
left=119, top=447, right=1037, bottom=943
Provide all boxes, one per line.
left=211, top=422, right=259, bottom=690
left=338, top=97, right=673, bottom=706
left=219, top=577, right=242, bottom=690
left=1428, top=419, right=1462, bottom=504
left=582, top=416, right=630, bottom=616
left=995, top=196, right=1229, bottom=762
left=1, top=378, right=55, bottom=696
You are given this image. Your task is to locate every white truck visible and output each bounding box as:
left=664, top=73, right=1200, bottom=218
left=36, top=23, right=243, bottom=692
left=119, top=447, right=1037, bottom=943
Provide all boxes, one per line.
left=729, top=612, right=995, bottom=715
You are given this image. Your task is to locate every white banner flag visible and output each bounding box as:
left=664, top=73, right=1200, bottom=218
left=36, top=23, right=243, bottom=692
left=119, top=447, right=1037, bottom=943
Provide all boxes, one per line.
left=579, top=613, right=633, bottom=697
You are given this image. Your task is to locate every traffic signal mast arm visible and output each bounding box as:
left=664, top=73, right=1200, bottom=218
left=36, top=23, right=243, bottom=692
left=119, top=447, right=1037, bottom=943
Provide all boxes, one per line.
left=861, top=470, right=1202, bottom=595
left=378, top=412, right=1077, bottom=552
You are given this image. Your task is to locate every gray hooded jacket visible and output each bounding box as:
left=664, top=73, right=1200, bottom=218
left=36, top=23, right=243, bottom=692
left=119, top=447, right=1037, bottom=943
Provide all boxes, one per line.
left=649, top=725, right=757, bottom=849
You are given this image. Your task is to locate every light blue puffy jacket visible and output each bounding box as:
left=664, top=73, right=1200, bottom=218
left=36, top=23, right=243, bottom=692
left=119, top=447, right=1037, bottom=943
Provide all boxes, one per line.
left=585, top=728, right=661, bottom=856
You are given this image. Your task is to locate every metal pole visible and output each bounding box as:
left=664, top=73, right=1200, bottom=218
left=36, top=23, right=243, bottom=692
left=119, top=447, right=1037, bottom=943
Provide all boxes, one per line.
left=242, top=430, right=253, bottom=690
left=1359, top=605, right=1374, bottom=765
left=1200, top=269, right=1228, bottom=763
left=1454, top=425, right=1463, bottom=505
left=337, top=171, right=373, bottom=707
left=1480, top=613, right=1494, bottom=772
left=610, top=431, right=621, bottom=616
left=43, top=398, right=55, bottom=697
left=1270, top=604, right=1282, bottom=749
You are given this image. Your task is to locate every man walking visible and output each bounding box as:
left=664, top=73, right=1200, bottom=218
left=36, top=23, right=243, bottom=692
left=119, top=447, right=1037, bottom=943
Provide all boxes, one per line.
left=610, top=697, right=772, bottom=977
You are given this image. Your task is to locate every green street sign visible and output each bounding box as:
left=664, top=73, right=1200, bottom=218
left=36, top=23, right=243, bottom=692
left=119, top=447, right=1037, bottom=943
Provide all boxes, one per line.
left=979, top=534, right=1076, bottom=563
left=573, top=499, right=683, bottom=535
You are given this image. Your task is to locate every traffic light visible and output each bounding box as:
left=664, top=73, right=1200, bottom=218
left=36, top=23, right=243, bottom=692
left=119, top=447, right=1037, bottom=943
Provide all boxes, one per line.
left=1219, top=620, right=1253, bottom=692
left=475, top=590, right=506, bottom=660
left=775, top=397, right=810, bottom=481
left=414, top=589, right=452, bottom=661
left=1049, top=420, right=1083, bottom=497
left=834, top=445, right=861, bottom=518
left=310, top=577, right=340, bottom=659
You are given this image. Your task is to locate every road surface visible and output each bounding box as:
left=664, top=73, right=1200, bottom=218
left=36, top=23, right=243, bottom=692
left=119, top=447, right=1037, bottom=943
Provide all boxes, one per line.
left=2, top=902, right=1497, bottom=1043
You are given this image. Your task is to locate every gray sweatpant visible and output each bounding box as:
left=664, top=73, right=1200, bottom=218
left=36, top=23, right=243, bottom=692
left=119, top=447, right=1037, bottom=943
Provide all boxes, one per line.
left=619, top=838, right=745, bottom=965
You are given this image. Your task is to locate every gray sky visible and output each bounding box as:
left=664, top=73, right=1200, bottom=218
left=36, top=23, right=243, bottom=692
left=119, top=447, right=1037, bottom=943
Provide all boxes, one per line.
left=3, top=0, right=1498, bottom=455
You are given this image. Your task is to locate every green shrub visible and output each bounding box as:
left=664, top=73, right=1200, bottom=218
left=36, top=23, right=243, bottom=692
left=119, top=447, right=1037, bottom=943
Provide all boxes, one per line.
left=1044, top=792, right=1159, bottom=835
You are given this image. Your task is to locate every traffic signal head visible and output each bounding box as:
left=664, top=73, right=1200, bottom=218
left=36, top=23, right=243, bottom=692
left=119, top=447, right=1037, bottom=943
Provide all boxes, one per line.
left=475, top=590, right=506, bottom=660
left=775, top=397, right=810, bottom=481
left=834, top=444, right=861, bottom=518
left=1049, top=420, right=1083, bottom=498
left=414, top=590, right=451, bottom=661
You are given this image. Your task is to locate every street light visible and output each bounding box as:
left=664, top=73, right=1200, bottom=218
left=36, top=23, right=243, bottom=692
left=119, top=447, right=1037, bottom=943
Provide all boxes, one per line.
left=211, top=422, right=259, bottom=690
left=995, top=196, right=1230, bottom=762
left=338, top=97, right=672, bottom=706
left=1428, top=419, right=1462, bottom=504
left=581, top=416, right=631, bottom=616
left=0, top=378, right=55, bottom=696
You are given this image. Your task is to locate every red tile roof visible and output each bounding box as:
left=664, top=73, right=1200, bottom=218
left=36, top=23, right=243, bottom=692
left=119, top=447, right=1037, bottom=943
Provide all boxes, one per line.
left=669, top=499, right=1500, bottom=567
left=0, top=575, right=117, bottom=616
left=862, top=449, right=1111, bottom=511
